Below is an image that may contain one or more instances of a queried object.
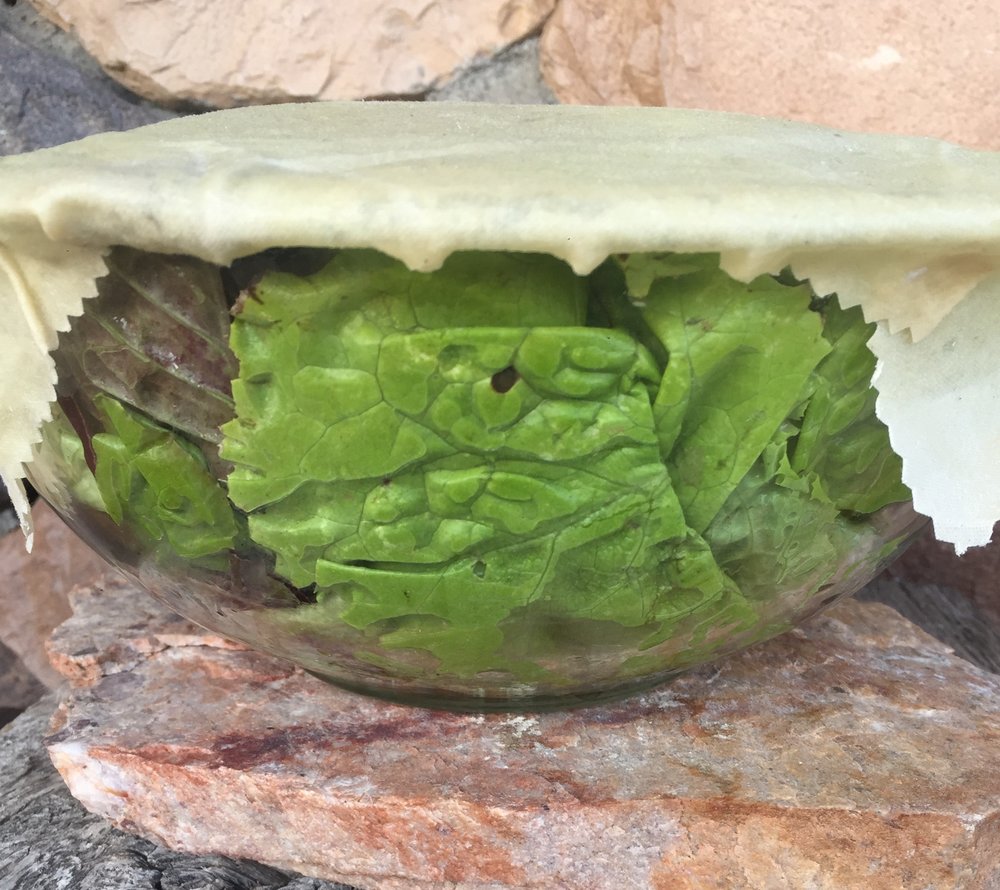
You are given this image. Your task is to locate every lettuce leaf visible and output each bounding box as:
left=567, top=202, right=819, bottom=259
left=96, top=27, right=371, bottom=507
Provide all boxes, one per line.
left=222, top=250, right=588, bottom=507
left=92, top=395, right=239, bottom=562
left=791, top=299, right=911, bottom=512
left=704, top=438, right=846, bottom=602
left=53, top=248, right=236, bottom=450
left=220, top=248, right=910, bottom=676
left=615, top=256, right=831, bottom=532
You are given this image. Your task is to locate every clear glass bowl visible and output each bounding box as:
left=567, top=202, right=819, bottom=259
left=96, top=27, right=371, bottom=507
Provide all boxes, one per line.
left=26, top=246, right=927, bottom=710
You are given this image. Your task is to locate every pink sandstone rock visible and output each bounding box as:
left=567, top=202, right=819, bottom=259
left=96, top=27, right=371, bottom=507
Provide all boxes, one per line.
left=45, top=576, right=1000, bottom=889
left=0, top=500, right=106, bottom=688
left=539, top=0, right=1000, bottom=149
left=27, top=0, right=556, bottom=107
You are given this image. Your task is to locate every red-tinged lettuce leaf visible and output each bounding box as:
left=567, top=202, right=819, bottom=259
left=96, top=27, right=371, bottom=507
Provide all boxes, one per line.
left=53, top=247, right=236, bottom=450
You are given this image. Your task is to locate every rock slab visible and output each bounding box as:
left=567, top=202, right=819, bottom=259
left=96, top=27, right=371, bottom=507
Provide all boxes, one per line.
left=1, top=697, right=352, bottom=889
left=540, top=0, right=1000, bottom=149
left=44, top=576, right=1000, bottom=889
left=28, top=0, right=556, bottom=107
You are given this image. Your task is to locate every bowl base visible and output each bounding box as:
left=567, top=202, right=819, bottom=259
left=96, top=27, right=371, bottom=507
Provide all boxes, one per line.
left=301, top=667, right=686, bottom=713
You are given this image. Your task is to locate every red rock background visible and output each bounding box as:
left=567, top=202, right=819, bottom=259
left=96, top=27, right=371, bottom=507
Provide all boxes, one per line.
left=539, top=0, right=1000, bottom=149
left=10, top=0, right=1000, bottom=148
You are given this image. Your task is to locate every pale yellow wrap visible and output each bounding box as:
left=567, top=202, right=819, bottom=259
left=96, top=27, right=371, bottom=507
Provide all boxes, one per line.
left=2, top=103, right=1000, bottom=550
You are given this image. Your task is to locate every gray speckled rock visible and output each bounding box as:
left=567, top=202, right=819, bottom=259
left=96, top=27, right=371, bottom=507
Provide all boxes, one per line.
left=0, top=6, right=174, bottom=156
left=0, top=697, right=355, bottom=889
left=3, top=0, right=108, bottom=78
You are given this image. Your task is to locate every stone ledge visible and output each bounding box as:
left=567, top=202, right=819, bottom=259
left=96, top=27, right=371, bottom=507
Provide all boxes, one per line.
left=0, top=696, right=352, bottom=889
left=42, top=576, right=1000, bottom=889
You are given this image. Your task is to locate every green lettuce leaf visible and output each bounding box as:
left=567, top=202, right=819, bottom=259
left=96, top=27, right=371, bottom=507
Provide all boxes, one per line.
left=222, top=249, right=589, bottom=508
left=92, top=395, right=239, bottom=562
left=705, top=456, right=842, bottom=603
left=617, top=252, right=719, bottom=300
left=791, top=299, right=910, bottom=513
left=28, top=402, right=106, bottom=515
left=615, top=256, right=831, bottom=532
left=703, top=411, right=884, bottom=603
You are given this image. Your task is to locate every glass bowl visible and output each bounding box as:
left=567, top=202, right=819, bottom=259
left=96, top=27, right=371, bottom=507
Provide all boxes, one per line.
left=26, top=246, right=926, bottom=710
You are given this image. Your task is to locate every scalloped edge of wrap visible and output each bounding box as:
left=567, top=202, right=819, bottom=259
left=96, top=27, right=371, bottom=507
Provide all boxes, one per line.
left=2, top=102, right=1000, bottom=551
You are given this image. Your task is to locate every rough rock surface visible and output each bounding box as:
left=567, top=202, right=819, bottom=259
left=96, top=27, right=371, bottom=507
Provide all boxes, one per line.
left=0, top=4, right=173, bottom=155
left=44, top=576, right=1000, bottom=889
left=27, top=0, right=556, bottom=107
left=0, top=697, right=353, bottom=889
left=48, top=577, right=247, bottom=688
left=539, top=0, right=1000, bottom=148
left=0, top=501, right=107, bottom=687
